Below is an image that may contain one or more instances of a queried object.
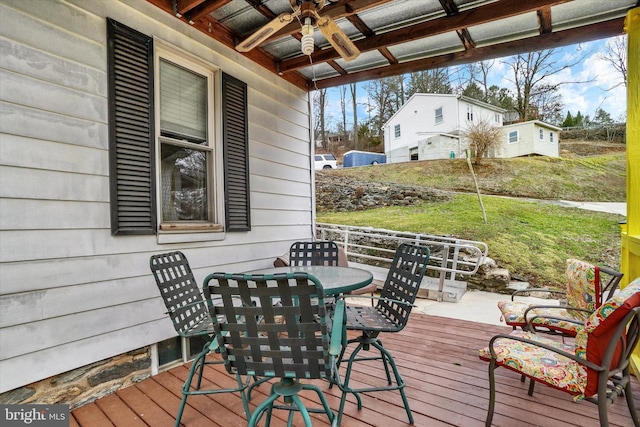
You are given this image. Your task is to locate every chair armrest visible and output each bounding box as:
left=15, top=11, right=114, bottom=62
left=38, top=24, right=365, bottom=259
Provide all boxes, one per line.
left=523, top=305, right=591, bottom=321
left=329, top=300, right=345, bottom=356
left=487, top=333, right=603, bottom=372
left=336, top=294, right=417, bottom=308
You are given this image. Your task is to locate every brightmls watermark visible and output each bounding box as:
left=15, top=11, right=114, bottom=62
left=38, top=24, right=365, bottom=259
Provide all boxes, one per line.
left=1, top=405, right=69, bottom=426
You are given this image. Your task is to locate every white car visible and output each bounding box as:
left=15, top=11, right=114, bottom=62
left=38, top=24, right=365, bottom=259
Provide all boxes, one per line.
left=314, top=153, right=337, bottom=170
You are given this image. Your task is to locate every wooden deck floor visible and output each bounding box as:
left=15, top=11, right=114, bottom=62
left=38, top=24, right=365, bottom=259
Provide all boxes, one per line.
left=70, top=313, right=639, bottom=426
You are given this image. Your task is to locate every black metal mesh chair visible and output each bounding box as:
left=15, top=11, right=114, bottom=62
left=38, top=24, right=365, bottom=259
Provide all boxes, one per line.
left=335, top=243, right=430, bottom=425
left=150, top=251, right=257, bottom=426
left=289, top=240, right=378, bottom=301
left=204, top=272, right=344, bottom=427
left=289, top=240, right=340, bottom=266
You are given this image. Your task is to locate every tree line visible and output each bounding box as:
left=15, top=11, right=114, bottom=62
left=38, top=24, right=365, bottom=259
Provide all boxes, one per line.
left=313, top=36, right=627, bottom=154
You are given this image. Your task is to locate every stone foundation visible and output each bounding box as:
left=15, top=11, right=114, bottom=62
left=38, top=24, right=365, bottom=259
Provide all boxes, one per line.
left=0, top=348, right=151, bottom=410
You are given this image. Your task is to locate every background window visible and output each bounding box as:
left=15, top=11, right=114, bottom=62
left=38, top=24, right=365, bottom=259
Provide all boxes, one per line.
left=394, top=124, right=401, bottom=138
left=435, top=107, right=443, bottom=124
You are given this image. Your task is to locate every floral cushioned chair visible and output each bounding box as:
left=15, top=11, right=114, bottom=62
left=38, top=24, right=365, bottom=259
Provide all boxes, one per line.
left=497, top=259, right=623, bottom=336
left=479, top=278, right=640, bottom=427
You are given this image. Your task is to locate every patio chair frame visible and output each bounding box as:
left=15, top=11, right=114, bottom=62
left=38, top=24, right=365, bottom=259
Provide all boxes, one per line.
left=499, top=259, right=623, bottom=337
left=483, top=284, right=640, bottom=427
left=204, top=271, right=345, bottom=427
left=335, top=243, right=430, bottom=425
left=150, top=251, right=262, bottom=426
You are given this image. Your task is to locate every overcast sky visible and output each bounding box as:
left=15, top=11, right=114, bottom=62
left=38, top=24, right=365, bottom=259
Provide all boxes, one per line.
left=319, top=35, right=628, bottom=127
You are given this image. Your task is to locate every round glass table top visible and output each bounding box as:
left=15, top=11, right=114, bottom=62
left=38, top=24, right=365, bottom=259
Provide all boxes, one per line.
left=244, top=265, right=373, bottom=296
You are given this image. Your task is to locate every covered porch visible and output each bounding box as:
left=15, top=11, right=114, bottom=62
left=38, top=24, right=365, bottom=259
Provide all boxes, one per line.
left=70, top=313, right=639, bottom=427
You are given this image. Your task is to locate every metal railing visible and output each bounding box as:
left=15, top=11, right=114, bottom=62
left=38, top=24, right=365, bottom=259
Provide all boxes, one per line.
left=316, top=223, right=488, bottom=286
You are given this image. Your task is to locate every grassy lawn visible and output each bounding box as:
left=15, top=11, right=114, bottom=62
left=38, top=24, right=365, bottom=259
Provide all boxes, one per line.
left=317, top=193, right=624, bottom=289
left=330, top=153, right=626, bottom=202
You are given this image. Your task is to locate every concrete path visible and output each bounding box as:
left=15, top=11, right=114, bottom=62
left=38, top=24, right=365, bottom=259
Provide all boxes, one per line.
left=413, top=290, right=558, bottom=326
left=555, top=201, right=626, bottom=216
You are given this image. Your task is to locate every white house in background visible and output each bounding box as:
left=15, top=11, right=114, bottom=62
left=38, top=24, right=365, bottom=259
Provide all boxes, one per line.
left=497, top=120, right=561, bottom=158
left=383, top=93, right=505, bottom=163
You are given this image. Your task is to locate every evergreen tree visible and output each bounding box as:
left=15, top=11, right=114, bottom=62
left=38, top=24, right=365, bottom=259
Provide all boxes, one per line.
left=562, top=111, right=574, bottom=127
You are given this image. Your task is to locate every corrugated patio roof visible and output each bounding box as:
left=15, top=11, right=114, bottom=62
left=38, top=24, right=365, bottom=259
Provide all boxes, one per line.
left=145, top=0, right=637, bottom=90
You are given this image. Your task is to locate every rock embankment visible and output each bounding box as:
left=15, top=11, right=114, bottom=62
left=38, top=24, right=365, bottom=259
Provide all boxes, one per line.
left=315, top=172, right=451, bottom=212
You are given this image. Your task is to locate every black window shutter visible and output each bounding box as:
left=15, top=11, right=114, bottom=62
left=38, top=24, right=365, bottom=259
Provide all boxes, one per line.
left=107, top=18, right=156, bottom=235
left=222, top=73, right=251, bottom=231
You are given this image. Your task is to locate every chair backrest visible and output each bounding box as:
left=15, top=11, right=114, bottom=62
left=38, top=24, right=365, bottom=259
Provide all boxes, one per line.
left=564, top=259, right=624, bottom=320
left=575, top=279, right=640, bottom=397
left=204, top=272, right=332, bottom=380
left=377, top=243, right=430, bottom=330
left=289, top=241, right=340, bottom=266
left=150, top=251, right=212, bottom=337
left=564, top=259, right=600, bottom=315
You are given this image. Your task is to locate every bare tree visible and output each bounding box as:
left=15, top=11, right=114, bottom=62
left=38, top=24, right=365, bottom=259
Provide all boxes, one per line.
left=406, top=68, right=452, bottom=98
left=530, top=84, right=563, bottom=124
left=598, top=35, right=627, bottom=89
left=350, top=83, right=358, bottom=150
left=339, top=85, right=348, bottom=142
left=365, top=77, right=397, bottom=137
left=503, top=49, right=584, bottom=121
left=313, top=89, right=329, bottom=150
left=462, top=118, right=503, bottom=164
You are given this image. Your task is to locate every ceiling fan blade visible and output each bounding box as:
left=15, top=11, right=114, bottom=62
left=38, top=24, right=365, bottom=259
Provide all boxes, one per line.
left=316, top=16, right=360, bottom=61
left=236, top=13, right=296, bottom=52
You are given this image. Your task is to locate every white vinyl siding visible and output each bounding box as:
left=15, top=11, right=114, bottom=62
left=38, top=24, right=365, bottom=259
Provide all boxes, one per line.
left=0, top=0, right=314, bottom=394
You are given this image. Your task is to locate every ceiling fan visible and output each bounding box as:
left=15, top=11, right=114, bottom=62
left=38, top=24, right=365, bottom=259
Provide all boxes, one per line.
left=236, top=0, right=360, bottom=61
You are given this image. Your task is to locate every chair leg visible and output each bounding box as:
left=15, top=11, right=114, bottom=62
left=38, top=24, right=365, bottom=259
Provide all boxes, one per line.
left=249, top=393, right=280, bottom=427
left=377, top=338, right=392, bottom=385
left=174, top=348, right=208, bottom=427
left=252, top=380, right=334, bottom=427
left=337, top=338, right=413, bottom=424
left=174, top=348, right=254, bottom=426
left=486, top=359, right=498, bottom=427
left=624, top=377, right=640, bottom=427
left=372, top=340, right=413, bottom=424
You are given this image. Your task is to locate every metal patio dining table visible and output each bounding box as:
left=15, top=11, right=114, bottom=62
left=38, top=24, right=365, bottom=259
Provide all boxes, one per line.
left=244, top=265, right=373, bottom=297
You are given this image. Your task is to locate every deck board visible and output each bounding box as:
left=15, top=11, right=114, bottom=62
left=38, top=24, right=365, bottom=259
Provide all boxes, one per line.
left=71, top=312, right=639, bottom=426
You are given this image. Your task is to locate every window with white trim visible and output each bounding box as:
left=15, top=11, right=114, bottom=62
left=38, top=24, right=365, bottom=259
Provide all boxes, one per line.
left=435, top=107, right=443, bottom=124
left=467, top=104, right=474, bottom=121
left=539, top=128, right=544, bottom=140
left=508, top=130, right=518, bottom=143
left=550, top=132, right=554, bottom=143
left=394, top=124, right=401, bottom=138
left=495, top=113, right=501, bottom=123
left=107, top=19, right=251, bottom=237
